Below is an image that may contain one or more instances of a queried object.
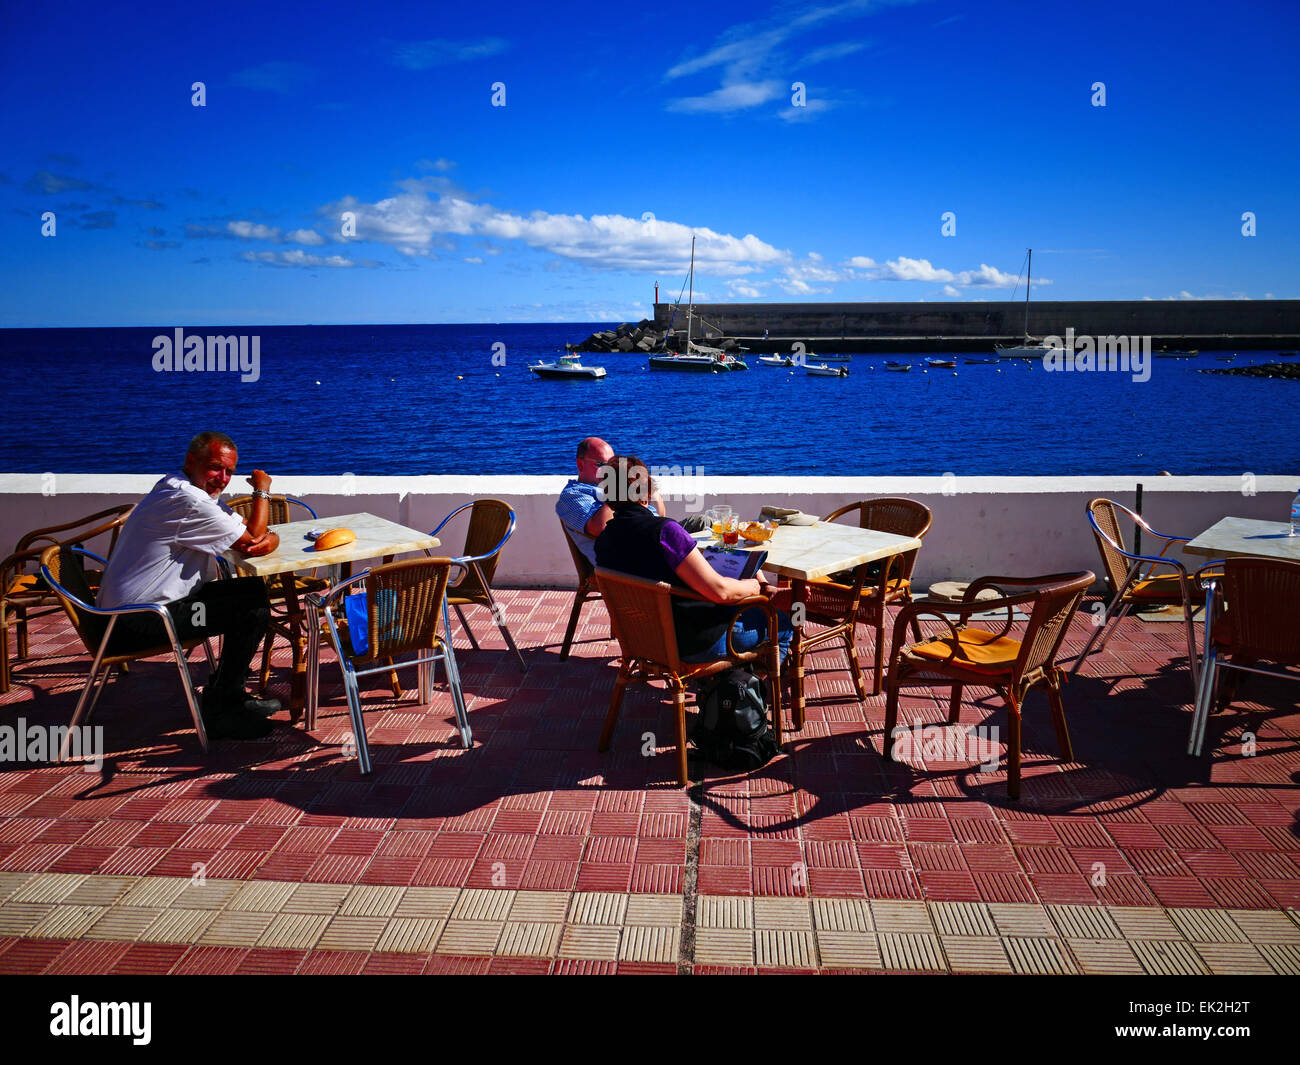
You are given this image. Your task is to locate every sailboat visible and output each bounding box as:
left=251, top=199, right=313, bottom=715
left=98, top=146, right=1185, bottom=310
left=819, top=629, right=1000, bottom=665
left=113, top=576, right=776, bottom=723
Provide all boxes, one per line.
left=649, top=237, right=749, bottom=372
left=996, top=249, right=1055, bottom=358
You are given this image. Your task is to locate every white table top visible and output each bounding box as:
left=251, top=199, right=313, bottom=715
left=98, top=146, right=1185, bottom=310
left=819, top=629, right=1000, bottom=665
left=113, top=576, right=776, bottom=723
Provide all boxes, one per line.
left=1186, top=516, right=1300, bottom=563
left=223, top=512, right=441, bottom=578
left=696, top=521, right=923, bottom=581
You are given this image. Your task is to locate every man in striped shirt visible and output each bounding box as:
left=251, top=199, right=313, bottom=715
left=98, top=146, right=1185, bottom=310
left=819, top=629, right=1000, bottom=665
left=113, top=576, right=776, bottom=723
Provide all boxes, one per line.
left=556, top=436, right=665, bottom=566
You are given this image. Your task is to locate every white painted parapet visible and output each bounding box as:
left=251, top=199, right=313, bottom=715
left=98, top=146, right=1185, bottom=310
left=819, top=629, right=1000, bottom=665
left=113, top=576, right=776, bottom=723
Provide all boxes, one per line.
left=2, top=473, right=1294, bottom=589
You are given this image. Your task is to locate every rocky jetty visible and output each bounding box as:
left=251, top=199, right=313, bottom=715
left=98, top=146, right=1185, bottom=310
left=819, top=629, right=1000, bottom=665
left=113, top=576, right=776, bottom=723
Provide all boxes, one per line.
left=572, top=319, right=742, bottom=355
left=1202, top=362, right=1300, bottom=381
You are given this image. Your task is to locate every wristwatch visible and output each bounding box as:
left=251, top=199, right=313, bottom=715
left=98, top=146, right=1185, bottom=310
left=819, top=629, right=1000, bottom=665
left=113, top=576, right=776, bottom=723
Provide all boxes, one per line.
left=251, top=489, right=271, bottom=499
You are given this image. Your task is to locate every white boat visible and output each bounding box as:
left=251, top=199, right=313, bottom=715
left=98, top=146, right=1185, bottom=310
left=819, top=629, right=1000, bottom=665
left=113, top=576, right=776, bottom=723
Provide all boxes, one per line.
left=963, top=355, right=1000, bottom=365
left=805, top=363, right=849, bottom=377
left=528, top=353, right=606, bottom=379
left=758, top=355, right=795, bottom=367
left=925, top=357, right=956, bottom=368
left=885, top=361, right=911, bottom=373
left=650, top=238, right=749, bottom=373
left=996, top=249, right=1056, bottom=358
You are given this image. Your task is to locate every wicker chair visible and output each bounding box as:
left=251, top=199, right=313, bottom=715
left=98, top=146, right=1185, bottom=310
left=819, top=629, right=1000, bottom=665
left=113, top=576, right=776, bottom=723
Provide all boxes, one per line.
left=558, top=521, right=603, bottom=660
left=883, top=570, right=1093, bottom=799
left=1074, top=498, right=1201, bottom=695
left=433, top=499, right=526, bottom=671
left=225, top=494, right=325, bottom=692
left=314, top=557, right=471, bottom=774
left=1, top=504, right=133, bottom=693
left=39, top=546, right=215, bottom=757
left=594, top=567, right=782, bottom=787
left=1189, top=557, right=1300, bottom=757
left=798, top=498, right=934, bottom=707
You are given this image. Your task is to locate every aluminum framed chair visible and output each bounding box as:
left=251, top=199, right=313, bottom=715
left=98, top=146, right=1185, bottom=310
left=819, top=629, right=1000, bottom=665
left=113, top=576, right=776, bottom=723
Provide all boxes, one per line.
left=312, top=556, right=471, bottom=774
left=432, top=499, right=526, bottom=671
left=1, top=503, right=134, bottom=693
left=594, top=567, right=782, bottom=787
left=39, top=546, right=215, bottom=758
left=1189, top=557, right=1300, bottom=757
left=558, top=521, right=603, bottom=660
left=1074, top=498, right=1201, bottom=695
left=226, top=494, right=324, bottom=693
left=883, top=570, right=1094, bottom=799
left=801, top=498, right=934, bottom=700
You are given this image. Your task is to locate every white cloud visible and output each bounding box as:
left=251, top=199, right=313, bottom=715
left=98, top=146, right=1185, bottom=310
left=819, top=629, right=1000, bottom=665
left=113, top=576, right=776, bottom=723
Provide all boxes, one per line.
left=286, top=228, right=325, bottom=246
left=800, top=41, right=869, bottom=65
left=241, top=249, right=356, bottom=268
left=389, top=38, right=509, bottom=70
left=846, top=255, right=1024, bottom=287
left=462, top=256, right=483, bottom=264
left=228, top=221, right=281, bottom=241
left=778, top=99, right=836, bottom=122
left=942, top=284, right=961, bottom=297
left=666, top=80, right=784, bottom=114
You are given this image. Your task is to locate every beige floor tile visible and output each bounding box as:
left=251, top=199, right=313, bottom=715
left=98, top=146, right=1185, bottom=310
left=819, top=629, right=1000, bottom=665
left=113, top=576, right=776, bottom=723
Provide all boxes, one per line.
left=255, top=912, right=330, bottom=950
left=812, top=897, right=872, bottom=933
left=1193, top=942, right=1272, bottom=975
left=200, top=910, right=276, bottom=947
left=1227, top=909, right=1300, bottom=944
left=1047, top=904, right=1122, bottom=940
left=756, top=929, right=815, bottom=967
left=170, top=880, right=240, bottom=910
left=142, top=908, right=217, bottom=944
left=557, top=924, right=621, bottom=960
left=942, top=936, right=1013, bottom=973
left=697, top=895, right=752, bottom=929
left=508, top=891, right=570, bottom=923
left=1131, top=939, right=1207, bottom=975
left=1068, top=938, right=1143, bottom=975
left=0, top=872, right=34, bottom=902
left=282, top=883, right=350, bottom=914
left=375, top=918, right=444, bottom=954
left=988, top=903, right=1054, bottom=938
left=317, top=915, right=389, bottom=951
left=64, top=876, right=133, bottom=907
left=119, top=876, right=189, bottom=908
left=0, top=902, right=54, bottom=936
left=10, top=873, right=86, bottom=904
left=1167, top=907, right=1246, bottom=943
left=931, top=901, right=996, bottom=937
left=83, top=906, right=162, bottom=942
left=871, top=901, right=935, bottom=935
left=1107, top=907, right=1181, bottom=940
left=498, top=921, right=562, bottom=957
left=619, top=924, right=678, bottom=964
left=451, top=888, right=515, bottom=922
left=816, top=930, right=881, bottom=969
left=437, top=919, right=505, bottom=956
left=340, top=884, right=405, bottom=917
left=228, top=880, right=297, bottom=913
left=394, top=887, right=460, bottom=919
left=567, top=891, right=627, bottom=925
left=878, top=932, right=946, bottom=971
left=30, top=904, right=104, bottom=939
left=754, top=897, right=813, bottom=931
left=694, top=928, right=755, bottom=966
left=1257, top=943, right=1300, bottom=975
left=625, top=894, right=683, bottom=926
left=1004, top=936, right=1075, bottom=974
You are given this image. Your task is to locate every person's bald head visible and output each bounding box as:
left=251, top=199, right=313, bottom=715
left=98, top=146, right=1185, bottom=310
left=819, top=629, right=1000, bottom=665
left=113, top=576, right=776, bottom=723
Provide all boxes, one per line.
left=576, top=436, right=614, bottom=484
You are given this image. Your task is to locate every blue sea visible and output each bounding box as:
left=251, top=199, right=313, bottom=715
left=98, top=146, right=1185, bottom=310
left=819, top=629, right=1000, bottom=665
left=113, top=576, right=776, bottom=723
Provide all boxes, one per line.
left=1, top=324, right=1295, bottom=476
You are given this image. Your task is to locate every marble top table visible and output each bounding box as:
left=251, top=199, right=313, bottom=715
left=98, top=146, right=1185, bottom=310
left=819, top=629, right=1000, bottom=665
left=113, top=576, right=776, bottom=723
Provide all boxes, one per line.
left=223, top=512, right=441, bottom=578
left=223, top=512, right=441, bottom=719
left=1185, top=516, right=1300, bottom=563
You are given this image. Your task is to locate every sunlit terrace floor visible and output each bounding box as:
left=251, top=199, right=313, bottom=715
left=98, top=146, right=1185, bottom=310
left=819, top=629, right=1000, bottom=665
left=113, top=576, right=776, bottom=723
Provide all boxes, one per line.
left=0, top=591, right=1297, bottom=975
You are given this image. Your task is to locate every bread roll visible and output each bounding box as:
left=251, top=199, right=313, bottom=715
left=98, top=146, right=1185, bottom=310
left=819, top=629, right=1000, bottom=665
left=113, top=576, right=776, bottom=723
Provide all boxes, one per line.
left=314, top=528, right=356, bottom=551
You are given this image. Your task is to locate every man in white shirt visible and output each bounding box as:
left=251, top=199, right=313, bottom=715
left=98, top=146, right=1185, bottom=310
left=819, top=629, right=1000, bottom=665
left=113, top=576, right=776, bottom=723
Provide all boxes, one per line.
left=98, top=431, right=282, bottom=739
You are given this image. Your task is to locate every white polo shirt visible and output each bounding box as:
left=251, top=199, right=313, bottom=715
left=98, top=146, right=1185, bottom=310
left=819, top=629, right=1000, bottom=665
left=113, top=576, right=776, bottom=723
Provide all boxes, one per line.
left=97, top=473, right=247, bottom=608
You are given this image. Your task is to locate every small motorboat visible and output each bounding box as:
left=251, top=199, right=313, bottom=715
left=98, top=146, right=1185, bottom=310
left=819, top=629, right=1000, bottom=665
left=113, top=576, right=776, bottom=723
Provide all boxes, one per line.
left=805, top=363, right=849, bottom=377
left=925, top=357, right=956, bottom=368
left=813, top=352, right=851, bottom=363
left=963, top=355, right=999, bottom=364
left=885, top=361, right=911, bottom=373
left=528, top=353, right=606, bottom=379
left=758, top=355, right=795, bottom=367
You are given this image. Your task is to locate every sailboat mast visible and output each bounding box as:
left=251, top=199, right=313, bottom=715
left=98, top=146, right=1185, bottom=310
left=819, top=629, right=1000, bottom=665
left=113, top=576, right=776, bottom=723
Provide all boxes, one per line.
left=687, top=235, right=695, bottom=351
left=1024, top=248, right=1032, bottom=340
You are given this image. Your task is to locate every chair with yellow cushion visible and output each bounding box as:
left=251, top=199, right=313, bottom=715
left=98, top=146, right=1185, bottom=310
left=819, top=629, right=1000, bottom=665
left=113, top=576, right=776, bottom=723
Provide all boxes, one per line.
left=1073, top=498, right=1202, bottom=695
left=883, top=570, right=1093, bottom=799
left=1, top=504, right=134, bottom=693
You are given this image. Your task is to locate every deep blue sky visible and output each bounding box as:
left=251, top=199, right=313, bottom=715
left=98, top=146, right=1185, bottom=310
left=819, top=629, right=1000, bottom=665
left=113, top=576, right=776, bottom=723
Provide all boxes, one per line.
left=3, top=0, right=1298, bottom=325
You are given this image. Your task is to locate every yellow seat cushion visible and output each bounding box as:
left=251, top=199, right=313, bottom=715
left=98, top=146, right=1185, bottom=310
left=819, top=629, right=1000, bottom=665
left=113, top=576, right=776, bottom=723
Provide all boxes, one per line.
left=5, top=574, right=46, bottom=596
left=811, top=575, right=910, bottom=596
left=910, top=626, right=1021, bottom=672
left=1127, top=573, right=1188, bottom=600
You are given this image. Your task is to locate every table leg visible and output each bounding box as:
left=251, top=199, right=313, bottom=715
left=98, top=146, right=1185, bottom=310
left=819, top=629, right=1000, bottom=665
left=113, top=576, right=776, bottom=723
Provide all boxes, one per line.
left=279, top=574, right=307, bottom=721
left=305, top=597, right=320, bottom=730
left=790, top=577, right=807, bottom=730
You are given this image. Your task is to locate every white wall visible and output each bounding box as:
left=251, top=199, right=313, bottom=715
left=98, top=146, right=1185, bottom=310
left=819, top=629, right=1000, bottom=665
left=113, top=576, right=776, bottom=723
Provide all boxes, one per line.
left=2, top=473, right=1294, bottom=589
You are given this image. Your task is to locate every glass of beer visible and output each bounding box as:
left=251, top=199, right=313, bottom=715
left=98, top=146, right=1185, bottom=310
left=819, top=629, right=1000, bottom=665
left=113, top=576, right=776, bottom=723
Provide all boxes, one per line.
left=711, top=505, right=733, bottom=541
left=721, top=514, right=740, bottom=548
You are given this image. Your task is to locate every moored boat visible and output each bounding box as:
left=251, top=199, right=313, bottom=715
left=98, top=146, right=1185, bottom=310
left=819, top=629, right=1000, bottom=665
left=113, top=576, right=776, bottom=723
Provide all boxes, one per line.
left=528, top=353, right=607, bottom=379
left=925, top=357, right=956, bottom=368
left=885, top=361, right=911, bottom=373
left=963, top=355, right=1000, bottom=365
left=758, top=355, right=794, bottom=367
left=805, top=363, right=849, bottom=377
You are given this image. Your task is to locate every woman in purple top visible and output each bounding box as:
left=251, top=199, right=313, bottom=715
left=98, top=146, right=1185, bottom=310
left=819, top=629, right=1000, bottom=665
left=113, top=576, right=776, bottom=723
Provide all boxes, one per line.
left=594, top=456, right=792, bottom=662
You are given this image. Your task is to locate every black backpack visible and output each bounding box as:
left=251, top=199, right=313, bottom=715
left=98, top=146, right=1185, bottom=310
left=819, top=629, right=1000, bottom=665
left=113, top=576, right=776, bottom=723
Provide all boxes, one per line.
left=690, top=669, right=780, bottom=771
